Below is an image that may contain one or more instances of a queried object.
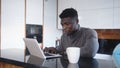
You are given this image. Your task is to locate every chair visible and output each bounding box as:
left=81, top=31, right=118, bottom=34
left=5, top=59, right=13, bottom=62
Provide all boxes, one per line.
left=112, top=43, right=120, bottom=68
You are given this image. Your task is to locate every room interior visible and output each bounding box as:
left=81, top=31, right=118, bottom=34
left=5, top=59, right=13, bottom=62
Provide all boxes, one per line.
left=0, top=0, right=120, bottom=68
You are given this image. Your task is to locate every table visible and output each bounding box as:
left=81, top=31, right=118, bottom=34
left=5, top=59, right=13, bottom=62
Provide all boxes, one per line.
left=0, top=53, right=116, bottom=68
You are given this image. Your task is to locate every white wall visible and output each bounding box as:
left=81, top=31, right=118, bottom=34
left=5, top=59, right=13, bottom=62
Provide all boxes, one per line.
left=1, top=0, right=25, bottom=49
left=0, top=0, right=44, bottom=61
left=43, top=0, right=62, bottom=47
left=58, top=0, right=120, bottom=29
left=26, top=0, right=43, bottom=25
left=1, top=0, right=25, bottom=61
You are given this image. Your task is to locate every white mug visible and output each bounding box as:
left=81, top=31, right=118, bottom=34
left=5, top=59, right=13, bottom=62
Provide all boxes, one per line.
left=67, top=63, right=79, bottom=68
left=66, top=47, right=80, bottom=63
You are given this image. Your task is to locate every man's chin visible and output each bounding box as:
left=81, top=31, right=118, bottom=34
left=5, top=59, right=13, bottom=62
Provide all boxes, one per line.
left=63, top=32, right=72, bottom=35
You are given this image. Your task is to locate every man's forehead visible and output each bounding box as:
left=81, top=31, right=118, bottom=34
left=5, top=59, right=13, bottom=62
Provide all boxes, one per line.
left=62, top=17, right=75, bottom=21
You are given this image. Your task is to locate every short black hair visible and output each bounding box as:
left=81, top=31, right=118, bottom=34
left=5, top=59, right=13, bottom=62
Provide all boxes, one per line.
left=59, top=8, right=78, bottom=19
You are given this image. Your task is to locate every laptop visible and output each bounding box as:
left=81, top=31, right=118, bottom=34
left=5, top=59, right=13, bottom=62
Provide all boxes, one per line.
left=23, top=38, right=61, bottom=59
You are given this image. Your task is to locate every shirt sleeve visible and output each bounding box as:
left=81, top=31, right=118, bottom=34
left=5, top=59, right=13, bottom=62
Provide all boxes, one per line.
left=56, top=36, right=65, bottom=54
left=80, top=29, right=99, bottom=58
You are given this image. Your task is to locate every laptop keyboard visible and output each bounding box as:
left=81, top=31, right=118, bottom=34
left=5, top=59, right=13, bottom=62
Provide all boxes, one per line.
left=44, top=53, right=53, bottom=56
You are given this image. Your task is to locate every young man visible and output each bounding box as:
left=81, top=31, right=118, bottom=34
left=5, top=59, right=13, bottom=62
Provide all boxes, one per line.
left=44, top=8, right=99, bottom=58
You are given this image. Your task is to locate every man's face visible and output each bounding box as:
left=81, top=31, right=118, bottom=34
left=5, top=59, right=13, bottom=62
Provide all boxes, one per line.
left=61, top=17, right=78, bottom=35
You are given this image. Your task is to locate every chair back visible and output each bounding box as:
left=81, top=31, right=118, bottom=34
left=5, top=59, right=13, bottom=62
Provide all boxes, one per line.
left=112, top=43, right=120, bottom=68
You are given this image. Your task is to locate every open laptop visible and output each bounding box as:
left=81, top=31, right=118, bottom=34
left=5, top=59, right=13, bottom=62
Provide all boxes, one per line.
left=23, top=38, right=61, bottom=59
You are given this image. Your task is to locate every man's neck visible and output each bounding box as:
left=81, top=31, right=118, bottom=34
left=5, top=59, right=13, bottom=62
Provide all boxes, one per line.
left=68, top=24, right=80, bottom=36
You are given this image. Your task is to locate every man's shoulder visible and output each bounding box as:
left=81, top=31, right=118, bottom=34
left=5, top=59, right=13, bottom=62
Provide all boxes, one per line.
left=80, top=27, right=97, bottom=36
left=80, top=27, right=96, bottom=32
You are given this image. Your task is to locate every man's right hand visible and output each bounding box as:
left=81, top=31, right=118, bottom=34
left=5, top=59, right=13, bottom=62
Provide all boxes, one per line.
left=43, top=47, right=57, bottom=54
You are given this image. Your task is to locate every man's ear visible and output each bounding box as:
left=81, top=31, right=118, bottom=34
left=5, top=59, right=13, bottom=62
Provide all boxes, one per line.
left=76, top=19, right=79, bottom=24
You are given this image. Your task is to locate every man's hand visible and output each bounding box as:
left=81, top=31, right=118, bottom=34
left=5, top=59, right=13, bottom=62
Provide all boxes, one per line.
left=43, top=47, right=57, bottom=54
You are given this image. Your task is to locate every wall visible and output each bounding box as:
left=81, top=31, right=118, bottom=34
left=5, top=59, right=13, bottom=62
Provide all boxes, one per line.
left=1, top=0, right=25, bottom=49
left=0, top=0, right=44, bottom=61
left=0, top=0, right=25, bottom=61
left=26, top=0, right=43, bottom=25
left=57, top=0, right=120, bottom=29
left=43, top=0, right=62, bottom=47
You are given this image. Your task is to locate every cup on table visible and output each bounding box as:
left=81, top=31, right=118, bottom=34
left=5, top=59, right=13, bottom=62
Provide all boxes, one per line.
left=67, top=63, right=79, bottom=68
left=66, top=47, right=80, bottom=63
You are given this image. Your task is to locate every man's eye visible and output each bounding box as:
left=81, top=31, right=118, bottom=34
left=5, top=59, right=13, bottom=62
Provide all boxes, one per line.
left=61, top=23, right=63, bottom=26
left=64, top=23, right=70, bottom=26
left=61, top=23, right=71, bottom=27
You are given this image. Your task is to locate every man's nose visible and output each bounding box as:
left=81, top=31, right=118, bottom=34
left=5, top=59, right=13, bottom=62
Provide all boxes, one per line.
left=62, top=25, right=67, bottom=30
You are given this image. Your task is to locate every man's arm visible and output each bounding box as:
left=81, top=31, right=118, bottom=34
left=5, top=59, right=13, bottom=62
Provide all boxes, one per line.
left=80, top=29, right=99, bottom=58
left=56, top=36, right=65, bottom=55
left=43, top=36, right=64, bottom=54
